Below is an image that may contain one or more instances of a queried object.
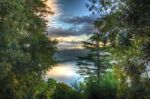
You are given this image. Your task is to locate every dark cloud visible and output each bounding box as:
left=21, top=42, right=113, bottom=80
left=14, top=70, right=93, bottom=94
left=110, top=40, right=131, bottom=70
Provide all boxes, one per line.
left=48, top=15, right=99, bottom=37
left=48, top=23, right=96, bottom=37
left=80, top=23, right=96, bottom=34
left=61, top=15, right=96, bottom=25
left=48, top=27, right=81, bottom=37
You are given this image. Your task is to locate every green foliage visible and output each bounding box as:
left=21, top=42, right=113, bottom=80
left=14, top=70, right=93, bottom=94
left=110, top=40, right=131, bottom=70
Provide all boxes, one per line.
left=87, top=0, right=150, bottom=98
left=77, top=33, right=112, bottom=77
left=53, top=83, right=82, bottom=99
left=33, top=79, right=57, bottom=99
left=0, top=0, right=57, bottom=98
left=85, top=71, right=117, bottom=99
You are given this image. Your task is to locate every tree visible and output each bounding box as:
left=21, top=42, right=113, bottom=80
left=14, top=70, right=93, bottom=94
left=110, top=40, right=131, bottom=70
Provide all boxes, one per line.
left=33, top=79, right=57, bottom=99
left=53, top=83, right=82, bottom=99
left=85, top=71, right=117, bottom=99
left=87, top=0, right=150, bottom=98
left=77, top=32, right=111, bottom=78
left=0, top=0, right=57, bottom=98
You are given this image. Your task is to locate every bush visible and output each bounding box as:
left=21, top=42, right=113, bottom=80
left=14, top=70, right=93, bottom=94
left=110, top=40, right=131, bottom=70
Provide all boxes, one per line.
left=85, top=72, right=117, bottom=99
left=53, top=83, right=82, bottom=99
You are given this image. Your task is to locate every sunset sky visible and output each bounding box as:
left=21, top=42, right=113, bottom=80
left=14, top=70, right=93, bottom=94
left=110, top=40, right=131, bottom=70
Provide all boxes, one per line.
left=46, top=0, right=98, bottom=83
left=47, top=0, right=98, bottom=50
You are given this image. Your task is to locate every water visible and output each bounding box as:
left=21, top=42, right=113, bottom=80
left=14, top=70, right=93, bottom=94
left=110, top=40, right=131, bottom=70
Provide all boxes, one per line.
left=45, top=48, right=87, bottom=85
left=46, top=61, right=83, bottom=85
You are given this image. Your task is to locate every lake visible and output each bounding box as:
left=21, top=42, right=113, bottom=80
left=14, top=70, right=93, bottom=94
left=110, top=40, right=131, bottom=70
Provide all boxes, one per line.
left=46, top=61, right=82, bottom=85
left=45, top=49, right=87, bottom=85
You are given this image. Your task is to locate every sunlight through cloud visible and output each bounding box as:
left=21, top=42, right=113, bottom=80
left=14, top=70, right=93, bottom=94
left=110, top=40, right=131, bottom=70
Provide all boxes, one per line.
left=45, top=0, right=61, bottom=26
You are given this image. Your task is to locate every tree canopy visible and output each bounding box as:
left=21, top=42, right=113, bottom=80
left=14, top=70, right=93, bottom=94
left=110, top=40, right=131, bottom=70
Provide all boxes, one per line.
left=0, top=0, right=57, bottom=98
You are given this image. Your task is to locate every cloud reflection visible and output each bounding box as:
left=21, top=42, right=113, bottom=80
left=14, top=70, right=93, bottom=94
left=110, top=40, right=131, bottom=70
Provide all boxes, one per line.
left=46, top=62, right=81, bottom=85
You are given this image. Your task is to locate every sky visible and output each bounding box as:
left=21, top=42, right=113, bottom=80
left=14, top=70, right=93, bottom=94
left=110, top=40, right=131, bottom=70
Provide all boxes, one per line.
left=45, top=0, right=98, bottom=84
left=47, top=0, right=98, bottom=50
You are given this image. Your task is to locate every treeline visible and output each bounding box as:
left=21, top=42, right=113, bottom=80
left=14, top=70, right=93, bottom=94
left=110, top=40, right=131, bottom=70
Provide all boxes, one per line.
left=27, top=73, right=117, bottom=99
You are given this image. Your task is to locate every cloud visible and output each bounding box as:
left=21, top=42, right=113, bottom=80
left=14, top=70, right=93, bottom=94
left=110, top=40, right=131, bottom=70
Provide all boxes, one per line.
left=51, top=35, right=89, bottom=43
left=46, top=0, right=62, bottom=26
left=48, top=23, right=96, bottom=37
left=46, top=0, right=61, bottom=16
left=80, top=23, right=96, bottom=34
left=57, top=42, right=83, bottom=50
left=61, top=15, right=96, bottom=24
left=48, top=14, right=99, bottom=37
left=49, top=35, right=90, bottom=50
left=48, top=27, right=79, bottom=37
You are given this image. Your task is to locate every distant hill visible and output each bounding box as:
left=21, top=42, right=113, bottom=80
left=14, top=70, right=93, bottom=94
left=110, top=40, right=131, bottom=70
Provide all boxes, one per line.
left=54, top=49, right=88, bottom=63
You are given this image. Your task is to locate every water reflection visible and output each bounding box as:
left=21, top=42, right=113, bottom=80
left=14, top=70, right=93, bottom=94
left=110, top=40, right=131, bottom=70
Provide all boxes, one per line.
left=46, top=61, right=82, bottom=85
